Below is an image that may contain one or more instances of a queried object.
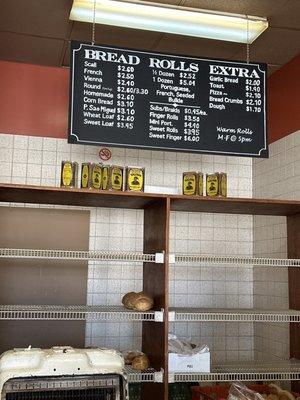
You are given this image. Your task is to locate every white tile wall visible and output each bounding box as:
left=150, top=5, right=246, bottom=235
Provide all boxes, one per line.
left=252, top=130, right=300, bottom=361
left=0, top=132, right=253, bottom=359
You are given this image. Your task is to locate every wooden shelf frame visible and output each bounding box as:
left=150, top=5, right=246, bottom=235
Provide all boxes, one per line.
left=1, top=184, right=300, bottom=400
left=1, top=184, right=300, bottom=215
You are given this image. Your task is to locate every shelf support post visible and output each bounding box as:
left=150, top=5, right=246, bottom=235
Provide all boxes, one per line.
left=288, top=214, right=300, bottom=391
left=142, top=198, right=170, bottom=400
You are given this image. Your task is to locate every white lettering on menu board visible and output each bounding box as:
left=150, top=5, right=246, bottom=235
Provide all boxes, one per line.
left=69, top=42, right=267, bottom=157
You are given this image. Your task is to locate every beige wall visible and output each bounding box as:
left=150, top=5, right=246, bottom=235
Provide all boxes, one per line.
left=0, top=207, right=90, bottom=353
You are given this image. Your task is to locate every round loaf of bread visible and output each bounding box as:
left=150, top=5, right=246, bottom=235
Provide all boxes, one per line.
left=122, top=292, right=134, bottom=305
left=132, top=292, right=154, bottom=311
left=123, top=350, right=143, bottom=365
left=132, top=354, right=150, bottom=371
left=122, top=292, right=139, bottom=309
left=133, top=298, right=153, bottom=311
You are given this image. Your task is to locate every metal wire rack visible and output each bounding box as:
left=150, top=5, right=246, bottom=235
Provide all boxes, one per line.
left=169, top=360, right=300, bottom=383
left=170, top=308, right=300, bottom=323
left=0, top=248, right=162, bottom=263
left=173, top=254, right=300, bottom=267
left=0, top=305, right=162, bottom=322
left=124, top=366, right=163, bottom=383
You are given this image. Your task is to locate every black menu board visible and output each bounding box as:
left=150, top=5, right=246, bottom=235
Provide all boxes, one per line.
left=69, top=41, right=268, bottom=158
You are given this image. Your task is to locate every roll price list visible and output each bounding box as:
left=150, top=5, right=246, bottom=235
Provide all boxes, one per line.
left=149, top=66, right=207, bottom=144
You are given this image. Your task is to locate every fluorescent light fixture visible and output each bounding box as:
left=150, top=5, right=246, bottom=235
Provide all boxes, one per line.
left=70, top=0, right=268, bottom=44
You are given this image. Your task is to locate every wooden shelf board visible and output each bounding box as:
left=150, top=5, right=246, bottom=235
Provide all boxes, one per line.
left=1, top=184, right=300, bottom=216
left=0, top=184, right=166, bottom=210
left=170, top=194, right=300, bottom=216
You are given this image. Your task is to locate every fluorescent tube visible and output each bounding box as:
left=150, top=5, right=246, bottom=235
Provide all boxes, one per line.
left=70, top=0, right=268, bottom=44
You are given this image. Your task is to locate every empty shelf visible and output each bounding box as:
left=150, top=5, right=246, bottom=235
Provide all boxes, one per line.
left=2, top=184, right=300, bottom=216
left=0, top=305, right=163, bottom=322
left=171, top=308, right=300, bottom=323
left=0, top=248, right=162, bottom=263
left=173, top=254, right=300, bottom=267
left=170, top=359, right=300, bottom=382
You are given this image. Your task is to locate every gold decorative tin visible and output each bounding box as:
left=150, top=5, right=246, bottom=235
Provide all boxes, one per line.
left=198, top=172, right=204, bottom=196
left=183, top=172, right=197, bottom=195
left=206, top=173, right=218, bottom=196
left=81, top=163, right=92, bottom=189
left=126, top=167, right=145, bottom=192
left=109, top=165, right=124, bottom=191
left=206, top=172, right=227, bottom=197
left=61, top=161, right=78, bottom=188
left=219, top=172, right=227, bottom=197
left=102, top=165, right=109, bottom=190
left=91, top=163, right=102, bottom=189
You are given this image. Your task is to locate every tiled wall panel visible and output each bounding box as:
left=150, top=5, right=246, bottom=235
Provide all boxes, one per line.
left=253, top=130, right=300, bottom=361
left=0, top=133, right=253, bottom=360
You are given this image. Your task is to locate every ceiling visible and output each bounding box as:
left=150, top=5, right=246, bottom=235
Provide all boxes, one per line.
left=0, top=0, right=299, bottom=75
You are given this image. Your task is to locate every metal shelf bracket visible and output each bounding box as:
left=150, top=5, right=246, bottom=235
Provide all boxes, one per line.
left=154, top=370, right=164, bottom=383
left=169, top=254, right=175, bottom=264
left=154, top=310, right=164, bottom=322
left=168, top=311, right=175, bottom=322
left=155, top=252, right=164, bottom=264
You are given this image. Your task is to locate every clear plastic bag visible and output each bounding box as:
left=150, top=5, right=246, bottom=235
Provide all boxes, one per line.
left=228, top=382, right=265, bottom=400
left=168, top=334, right=209, bottom=355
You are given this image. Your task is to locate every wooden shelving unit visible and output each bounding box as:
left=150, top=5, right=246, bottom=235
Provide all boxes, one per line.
left=1, top=183, right=300, bottom=400
left=2, top=184, right=300, bottom=215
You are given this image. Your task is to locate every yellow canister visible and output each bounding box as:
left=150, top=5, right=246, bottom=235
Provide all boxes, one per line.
left=102, top=165, right=109, bottom=190
left=81, top=163, right=92, bottom=189
left=219, top=172, right=227, bottom=197
left=126, top=167, right=145, bottom=192
left=110, top=165, right=124, bottom=191
left=182, top=172, right=197, bottom=195
left=198, top=172, right=204, bottom=196
left=91, top=163, right=102, bottom=189
left=206, top=173, right=219, bottom=196
left=61, top=161, right=78, bottom=188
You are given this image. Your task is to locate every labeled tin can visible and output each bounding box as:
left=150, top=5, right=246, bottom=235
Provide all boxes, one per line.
left=109, top=165, right=124, bottom=191
left=102, top=165, right=109, bottom=190
left=126, top=167, right=145, bottom=192
left=81, top=163, right=92, bottom=189
left=198, top=172, right=204, bottom=196
left=219, top=172, right=227, bottom=197
left=91, top=163, right=102, bottom=189
left=183, top=172, right=197, bottom=195
left=206, top=173, right=218, bottom=196
left=61, top=161, right=78, bottom=188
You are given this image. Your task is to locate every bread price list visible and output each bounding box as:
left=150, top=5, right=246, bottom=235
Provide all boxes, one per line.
left=69, top=41, right=268, bottom=157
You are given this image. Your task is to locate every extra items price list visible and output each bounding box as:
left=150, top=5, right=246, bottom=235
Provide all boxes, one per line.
left=208, top=65, right=264, bottom=114
left=245, top=78, right=263, bottom=113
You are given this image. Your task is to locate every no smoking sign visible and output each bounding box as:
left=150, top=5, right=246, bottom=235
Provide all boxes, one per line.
left=99, top=148, right=112, bottom=161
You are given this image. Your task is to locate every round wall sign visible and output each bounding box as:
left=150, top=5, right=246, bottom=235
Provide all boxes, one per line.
left=99, top=148, right=112, bottom=161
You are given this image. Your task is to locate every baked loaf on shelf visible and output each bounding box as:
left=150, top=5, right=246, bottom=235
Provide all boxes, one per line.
left=123, top=350, right=150, bottom=371
left=122, top=291, right=154, bottom=311
left=132, top=354, right=150, bottom=371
